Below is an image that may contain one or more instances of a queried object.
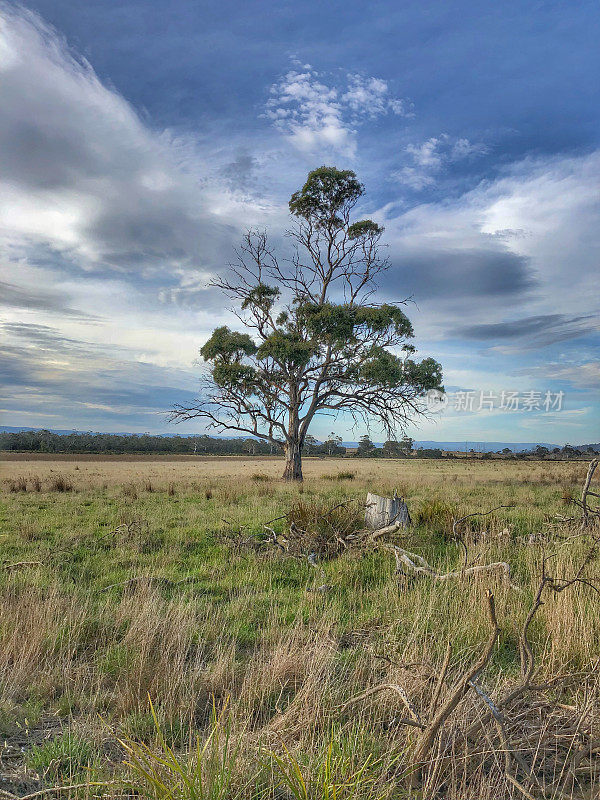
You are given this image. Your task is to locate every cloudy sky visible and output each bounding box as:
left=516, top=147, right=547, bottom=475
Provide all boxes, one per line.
left=1, top=1, right=598, bottom=443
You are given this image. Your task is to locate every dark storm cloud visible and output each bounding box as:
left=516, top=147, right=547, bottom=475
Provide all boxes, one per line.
left=384, top=248, right=534, bottom=302
left=455, top=314, right=598, bottom=347
left=0, top=6, right=238, bottom=275
left=0, top=281, right=96, bottom=318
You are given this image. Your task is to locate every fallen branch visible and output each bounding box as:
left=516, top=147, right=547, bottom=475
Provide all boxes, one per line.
left=385, top=545, right=520, bottom=590
left=451, top=505, right=515, bottom=567
left=578, top=458, right=599, bottom=527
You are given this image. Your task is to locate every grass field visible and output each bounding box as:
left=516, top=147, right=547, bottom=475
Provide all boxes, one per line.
left=0, top=456, right=598, bottom=799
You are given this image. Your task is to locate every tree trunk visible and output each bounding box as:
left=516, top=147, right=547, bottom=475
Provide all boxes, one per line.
left=283, top=389, right=303, bottom=481
left=283, top=439, right=303, bottom=481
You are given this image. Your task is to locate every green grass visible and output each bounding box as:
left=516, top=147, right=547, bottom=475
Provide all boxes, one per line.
left=25, top=732, right=98, bottom=783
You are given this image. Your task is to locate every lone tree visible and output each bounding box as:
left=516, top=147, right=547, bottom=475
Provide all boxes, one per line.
left=172, top=167, right=442, bottom=481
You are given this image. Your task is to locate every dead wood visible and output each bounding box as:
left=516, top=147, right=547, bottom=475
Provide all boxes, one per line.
left=385, top=545, right=520, bottom=590
left=365, top=493, right=411, bottom=531
left=2, top=561, right=43, bottom=571
left=340, top=683, right=424, bottom=728
left=412, top=591, right=500, bottom=769
left=576, top=458, right=599, bottom=526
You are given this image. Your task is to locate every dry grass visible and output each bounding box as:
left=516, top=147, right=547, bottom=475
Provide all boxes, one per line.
left=0, top=455, right=597, bottom=798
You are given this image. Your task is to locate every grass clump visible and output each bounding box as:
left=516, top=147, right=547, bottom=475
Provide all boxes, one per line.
left=120, top=699, right=246, bottom=800
left=269, top=738, right=386, bottom=800
left=286, top=498, right=364, bottom=558
left=324, top=471, right=356, bottom=481
left=25, top=731, right=97, bottom=783
left=48, top=474, right=73, bottom=492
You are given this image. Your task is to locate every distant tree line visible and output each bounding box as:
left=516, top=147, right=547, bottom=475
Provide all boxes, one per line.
left=2, top=429, right=595, bottom=458
left=0, top=430, right=281, bottom=455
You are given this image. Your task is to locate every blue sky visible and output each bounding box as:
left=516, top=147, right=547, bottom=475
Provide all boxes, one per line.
left=0, top=1, right=598, bottom=443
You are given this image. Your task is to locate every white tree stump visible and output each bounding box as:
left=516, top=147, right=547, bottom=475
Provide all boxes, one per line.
left=365, top=493, right=411, bottom=530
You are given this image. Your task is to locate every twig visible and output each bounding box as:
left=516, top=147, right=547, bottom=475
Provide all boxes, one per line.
left=451, top=505, right=515, bottom=569
left=413, top=591, right=500, bottom=769
left=6, top=781, right=122, bottom=800
left=339, top=683, right=424, bottom=728
left=428, top=642, right=452, bottom=718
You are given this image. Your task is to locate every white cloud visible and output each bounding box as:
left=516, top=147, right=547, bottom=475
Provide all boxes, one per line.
left=265, top=65, right=408, bottom=157
left=394, top=134, right=488, bottom=189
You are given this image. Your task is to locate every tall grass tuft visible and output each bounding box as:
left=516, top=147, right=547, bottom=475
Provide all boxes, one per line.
left=119, top=697, right=247, bottom=800
left=48, top=474, right=73, bottom=492
left=268, top=738, right=386, bottom=800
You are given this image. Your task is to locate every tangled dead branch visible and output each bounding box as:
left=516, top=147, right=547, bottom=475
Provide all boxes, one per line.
left=262, top=497, right=405, bottom=560
left=338, top=540, right=600, bottom=797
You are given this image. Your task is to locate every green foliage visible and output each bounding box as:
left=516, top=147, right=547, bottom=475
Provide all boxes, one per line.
left=357, top=434, right=375, bottom=456
left=200, top=327, right=257, bottom=363
left=355, top=304, right=412, bottom=336
left=400, top=357, right=444, bottom=393
left=257, top=330, right=315, bottom=369
left=299, top=303, right=357, bottom=344
left=212, top=362, right=257, bottom=391
left=268, top=737, right=386, bottom=800
left=241, top=283, right=280, bottom=312
left=359, top=347, right=404, bottom=387
left=298, top=302, right=412, bottom=347
left=289, top=166, right=364, bottom=228
left=347, top=219, right=383, bottom=239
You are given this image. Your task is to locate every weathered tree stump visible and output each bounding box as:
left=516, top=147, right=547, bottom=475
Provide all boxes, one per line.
left=365, top=493, right=411, bottom=530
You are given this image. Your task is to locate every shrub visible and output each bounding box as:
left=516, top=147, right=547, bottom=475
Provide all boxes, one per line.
left=286, top=498, right=364, bottom=558
left=123, top=483, right=138, bottom=500
left=561, top=486, right=574, bottom=505
left=269, top=737, right=383, bottom=800
left=415, top=499, right=456, bottom=530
